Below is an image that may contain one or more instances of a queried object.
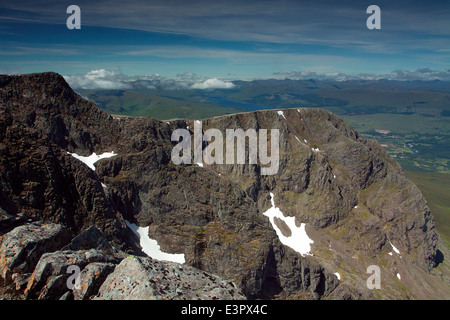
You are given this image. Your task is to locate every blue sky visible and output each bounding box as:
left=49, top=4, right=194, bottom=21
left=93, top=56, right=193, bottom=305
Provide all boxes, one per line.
left=0, top=0, right=449, bottom=81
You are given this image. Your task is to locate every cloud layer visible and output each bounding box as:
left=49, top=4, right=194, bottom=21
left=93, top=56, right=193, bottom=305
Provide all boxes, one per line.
left=64, top=70, right=132, bottom=90
left=64, top=68, right=450, bottom=92
left=191, top=78, right=236, bottom=89
left=273, top=69, right=450, bottom=81
left=64, top=69, right=236, bottom=90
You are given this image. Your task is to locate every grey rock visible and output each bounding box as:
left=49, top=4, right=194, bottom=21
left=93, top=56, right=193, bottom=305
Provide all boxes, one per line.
left=95, top=255, right=245, bottom=300
left=0, top=222, right=72, bottom=287
left=24, top=249, right=119, bottom=300
left=0, top=210, right=32, bottom=235
left=62, top=225, right=113, bottom=252
left=72, top=262, right=116, bottom=300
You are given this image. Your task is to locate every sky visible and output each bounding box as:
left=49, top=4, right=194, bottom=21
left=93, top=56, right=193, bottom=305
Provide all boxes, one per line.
left=0, top=0, right=449, bottom=84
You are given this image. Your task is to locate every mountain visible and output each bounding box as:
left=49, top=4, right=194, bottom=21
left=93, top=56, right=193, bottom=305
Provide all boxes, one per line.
left=1, top=72, right=449, bottom=300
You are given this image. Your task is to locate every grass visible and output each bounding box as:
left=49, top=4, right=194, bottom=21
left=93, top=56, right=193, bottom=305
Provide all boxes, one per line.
left=81, top=89, right=246, bottom=120
left=342, top=113, right=450, bottom=136
left=405, top=171, right=450, bottom=246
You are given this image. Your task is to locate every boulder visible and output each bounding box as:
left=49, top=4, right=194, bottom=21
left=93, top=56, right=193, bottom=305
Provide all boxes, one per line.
left=24, top=249, right=119, bottom=300
left=95, top=255, right=245, bottom=300
left=0, top=222, right=71, bottom=289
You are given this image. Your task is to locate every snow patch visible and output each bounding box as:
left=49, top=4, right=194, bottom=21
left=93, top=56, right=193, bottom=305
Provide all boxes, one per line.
left=277, top=110, right=286, bottom=120
left=67, top=151, right=117, bottom=171
left=125, top=220, right=185, bottom=264
left=101, top=182, right=107, bottom=189
left=396, top=273, right=401, bottom=280
left=388, top=252, right=393, bottom=256
left=390, top=241, right=401, bottom=255
left=196, top=162, right=204, bottom=167
left=311, top=147, right=320, bottom=152
left=334, top=272, right=341, bottom=281
left=262, top=192, right=313, bottom=256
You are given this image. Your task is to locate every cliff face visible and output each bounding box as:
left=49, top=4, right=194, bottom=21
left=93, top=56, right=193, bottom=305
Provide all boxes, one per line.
left=0, top=72, right=448, bottom=300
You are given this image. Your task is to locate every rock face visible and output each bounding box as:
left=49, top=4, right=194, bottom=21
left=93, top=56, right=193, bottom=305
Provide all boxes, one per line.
left=95, top=255, right=245, bottom=300
left=0, top=222, right=72, bottom=289
left=0, top=72, right=449, bottom=300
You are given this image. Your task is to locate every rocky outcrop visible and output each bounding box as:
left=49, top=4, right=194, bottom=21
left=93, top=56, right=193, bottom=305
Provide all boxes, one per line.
left=24, top=248, right=118, bottom=300
left=0, top=72, right=448, bottom=300
left=0, top=220, right=245, bottom=300
left=95, top=255, right=245, bottom=300
left=0, top=222, right=72, bottom=290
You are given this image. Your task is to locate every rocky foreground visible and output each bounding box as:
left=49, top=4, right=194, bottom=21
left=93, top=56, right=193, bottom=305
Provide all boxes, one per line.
left=0, top=218, right=244, bottom=300
left=1, top=72, right=449, bottom=299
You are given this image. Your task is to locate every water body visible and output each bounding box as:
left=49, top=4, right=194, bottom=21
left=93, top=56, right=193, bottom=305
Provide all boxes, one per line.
left=208, top=96, right=272, bottom=111
left=406, top=142, right=418, bottom=154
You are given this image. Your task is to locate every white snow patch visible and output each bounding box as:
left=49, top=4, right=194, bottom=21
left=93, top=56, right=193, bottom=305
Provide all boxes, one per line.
left=390, top=241, right=401, bottom=255
left=262, top=192, right=313, bottom=256
left=354, top=205, right=358, bottom=209
left=125, top=220, right=185, bottom=264
left=67, top=151, right=117, bottom=171
left=297, top=109, right=301, bottom=113
left=334, top=272, right=341, bottom=281
left=396, top=273, right=401, bottom=280
left=333, top=174, right=336, bottom=179
left=304, top=139, right=307, bottom=143
left=388, top=252, right=393, bottom=256
left=294, top=135, right=301, bottom=143
left=277, top=110, right=286, bottom=119
left=101, top=182, right=107, bottom=189
left=312, top=147, right=320, bottom=152
left=196, top=162, right=204, bottom=167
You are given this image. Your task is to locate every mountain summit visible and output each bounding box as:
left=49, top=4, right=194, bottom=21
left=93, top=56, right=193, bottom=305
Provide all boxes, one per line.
left=1, top=72, right=449, bottom=299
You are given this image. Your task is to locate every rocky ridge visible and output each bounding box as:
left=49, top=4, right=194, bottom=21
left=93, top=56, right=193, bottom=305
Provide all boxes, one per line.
left=1, top=72, right=449, bottom=299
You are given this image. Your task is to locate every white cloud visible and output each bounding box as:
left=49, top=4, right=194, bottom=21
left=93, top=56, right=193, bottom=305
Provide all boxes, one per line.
left=64, top=67, right=450, bottom=93
left=64, top=69, right=132, bottom=90
left=191, top=78, right=235, bottom=89
left=64, top=69, right=237, bottom=91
